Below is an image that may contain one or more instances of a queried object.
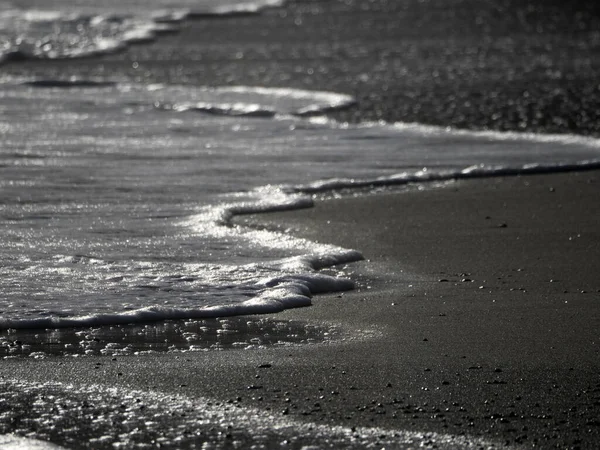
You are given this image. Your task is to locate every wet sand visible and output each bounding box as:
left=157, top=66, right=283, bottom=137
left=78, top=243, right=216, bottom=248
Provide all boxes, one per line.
left=238, top=170, right=600, bottom=447
left=3, top=171, right=599, bottom=448
left=2, top=0, right=600, bottom=447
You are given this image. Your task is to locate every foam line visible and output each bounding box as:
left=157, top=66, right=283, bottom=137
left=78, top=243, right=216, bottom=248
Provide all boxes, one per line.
left=0, top=1, right=287, bottom=62
left=291, top=159, right=600, bottom=194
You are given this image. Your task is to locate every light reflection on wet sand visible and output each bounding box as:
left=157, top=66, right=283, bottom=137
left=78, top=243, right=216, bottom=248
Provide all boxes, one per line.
left=0, top=317, right=339, bottom=358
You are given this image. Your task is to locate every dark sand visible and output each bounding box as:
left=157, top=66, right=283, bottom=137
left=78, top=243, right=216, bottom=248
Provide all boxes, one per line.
left=240, top=171, right=600, bottom=446
left=2, top=0, right=600, bottom=448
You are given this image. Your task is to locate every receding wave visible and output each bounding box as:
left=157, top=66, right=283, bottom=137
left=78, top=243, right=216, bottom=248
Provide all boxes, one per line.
left=0, top=0, right=285, bottom=62
left=154, top=85, right=356, bottom=118
left=292, top=159, right=600, bottom=194
left=168, top=102, right=277, bottom=118
left=2, top=80, right=600, bottom=330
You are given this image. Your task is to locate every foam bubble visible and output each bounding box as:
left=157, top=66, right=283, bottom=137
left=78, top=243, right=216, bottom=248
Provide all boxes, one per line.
left=0, top=317, right=340, bottom=358
left=2, top=80, right=600, bottom=330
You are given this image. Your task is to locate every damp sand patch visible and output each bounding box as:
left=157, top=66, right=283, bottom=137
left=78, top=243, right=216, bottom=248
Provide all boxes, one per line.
left=0, top=379, right=507, bottom=450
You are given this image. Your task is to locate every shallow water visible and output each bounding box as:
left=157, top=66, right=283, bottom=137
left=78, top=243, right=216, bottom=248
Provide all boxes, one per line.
left=0, top=0, right=283, bottom=61
left=0, top=317, right=340, bottom=357
left=2, top=0, right=600, bottom=330
left=2, top=77, right=600, bottom=329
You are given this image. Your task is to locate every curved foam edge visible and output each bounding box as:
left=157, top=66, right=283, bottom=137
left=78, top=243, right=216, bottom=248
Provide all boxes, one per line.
left=172, top=101, right=277, bottom=118
left=389, top=120, right=600, bottom=147
left=0, top=0, right=286, bottom=62
left=190, top=0, right=285, bottom=16
left=0, top=254, right=361, bottom=330
left=168, top=86, right=356, bottom=117
left=4, top=155, right=600, bottom=329
left=291, top=159, right=600, bottom=194
left=15, top=81, right=356, bottom=118
left=3, top=82, right=600, bottom=330
left=0, top=83, right=363, bottom=330
left=0, top=183, right=363, bottom=330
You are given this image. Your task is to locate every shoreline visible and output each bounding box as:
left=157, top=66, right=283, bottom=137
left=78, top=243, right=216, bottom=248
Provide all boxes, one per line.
left=2, top=170, right=599, bottom=448
left=3, top=0, right=600, bottom=135
left=2, top=0, right=600, bottom=447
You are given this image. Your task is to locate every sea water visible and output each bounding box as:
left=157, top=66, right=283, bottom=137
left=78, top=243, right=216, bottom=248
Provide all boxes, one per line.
left=3, top=78, right=599, bottom=330
left=0, top=0, right=284, bottom=61
left=2, top=1, right=600, bottom=330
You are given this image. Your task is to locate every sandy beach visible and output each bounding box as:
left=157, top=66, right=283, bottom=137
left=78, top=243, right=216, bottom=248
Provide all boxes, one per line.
left=2, top=0, right=600, bottom=448
left=2, top=171, right=599, bottom=448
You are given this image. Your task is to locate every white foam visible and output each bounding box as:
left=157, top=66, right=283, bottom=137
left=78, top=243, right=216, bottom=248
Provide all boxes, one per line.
left=294, top=158, right=600, bottom=193
left=2, top=80, right=600, bottom=330
left=0, top=0, right=285, bottom=61
left=161, top=86, right=354, bottom=117
left=389, top=120, right=600, bottom=147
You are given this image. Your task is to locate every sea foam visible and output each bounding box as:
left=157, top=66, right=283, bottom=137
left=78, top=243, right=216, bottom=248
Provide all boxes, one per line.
left=2, top=80, right=600, bottom=329
left=0, top=0, right=284, bottom=61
